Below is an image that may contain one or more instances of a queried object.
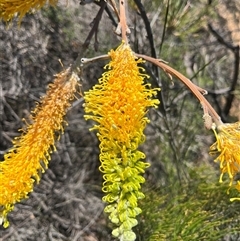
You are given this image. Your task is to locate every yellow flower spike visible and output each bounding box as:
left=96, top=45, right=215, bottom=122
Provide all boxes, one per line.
left=0, top=0, right=58, bottom=23
left=0, top=68, right=79, bottom=227
left=210, top=122, right=240, bottom=199
left=84, top=42, right=160, bottom=240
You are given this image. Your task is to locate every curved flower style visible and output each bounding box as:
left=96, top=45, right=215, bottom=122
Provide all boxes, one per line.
left=210, top=122, right=240, bottom=200
left=0, top=69, right=78, bottom=228
left=84, top=42, right=160, bottom=240
left=0, top=0, right=57, bottom=22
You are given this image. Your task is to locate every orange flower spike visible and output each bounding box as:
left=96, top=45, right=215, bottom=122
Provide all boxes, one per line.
left=85, top=43, right=159, bottom=146
left=84, top=42, right=160, bottom=241
left=0, top=0, right=58, bottom=23
left=210, top=122, right=240, bottom=195
left=0, top=68, right=79, bottom=227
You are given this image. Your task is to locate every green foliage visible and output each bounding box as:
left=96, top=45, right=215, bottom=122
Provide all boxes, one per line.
left=139, top=0, right=219, bottom=189
left=136, top=164, right=240, bottom=241
left=42, top=6, right=76, bottom=44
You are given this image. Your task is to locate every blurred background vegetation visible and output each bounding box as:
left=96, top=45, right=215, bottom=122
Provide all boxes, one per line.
left=0, top=0, right=240, bottom=240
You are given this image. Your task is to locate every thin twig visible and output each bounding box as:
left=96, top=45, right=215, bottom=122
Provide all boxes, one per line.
left=133, top=0, right=167, bottom=116
left=119, top=0, right=128, bottom=43
left=208, top=23, right=236, bottom=51
left=108, top=0, right=120, bottom=22
left=136, top=53, right=223, bottom=126
left=72, top=1, right=107, bottom=71
left=133, top=0, right=157, bottom=61
left=82, top=0, right=107, bottom=50
left=160, top=0, right=170, bottom=54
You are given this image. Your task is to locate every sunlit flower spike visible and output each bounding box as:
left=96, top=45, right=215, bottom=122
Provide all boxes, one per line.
left=0, top=68, right=79, bottom=228
left=84, top=42, right=160, bottom=241
left=0, top=0, right=57, bottom=23
left=210, top=122, right=240, bottom=201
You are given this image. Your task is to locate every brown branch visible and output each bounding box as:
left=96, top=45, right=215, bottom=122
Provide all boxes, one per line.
left=119, top=0, right=128, bottom=43
left=136, top=53, right=223, bottom=126
left=95, top=0, right=118, bottom=27
left=108, top=0, right=120, bottom=22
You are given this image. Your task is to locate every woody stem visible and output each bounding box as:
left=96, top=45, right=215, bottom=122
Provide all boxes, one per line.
left=119, top=0, right=128, bottom=43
